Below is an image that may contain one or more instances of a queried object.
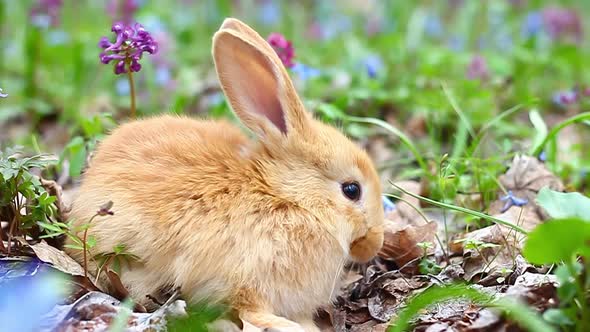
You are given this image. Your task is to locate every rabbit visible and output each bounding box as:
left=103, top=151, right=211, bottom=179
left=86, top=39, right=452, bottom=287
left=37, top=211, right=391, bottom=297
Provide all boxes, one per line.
left=64, top=18, right=384, bottom=331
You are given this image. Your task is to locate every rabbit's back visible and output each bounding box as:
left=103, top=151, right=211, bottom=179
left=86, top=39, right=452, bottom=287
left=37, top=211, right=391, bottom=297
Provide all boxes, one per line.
left=66, top=115, right=253, bottom=299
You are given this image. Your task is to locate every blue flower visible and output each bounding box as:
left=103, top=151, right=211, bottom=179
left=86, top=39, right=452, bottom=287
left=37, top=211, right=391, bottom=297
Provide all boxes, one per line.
left=320, top=15, right=352, bottom=40
left=521, top=12, right=543, bottom=39
left=363, top=55, right=383, bottom=79
left=290, top=63, right=321, bottom=81
left=448, top=36, right=465, bottom=52
left=382, top=196, right=396, bottom=214
left=258, top=0, right=281, bottom=26
left=116, top=78, right=130, bottom=95
left=0, top=88, right=7, bottom=98
left=538, top=150, right=547, bottom=162
left=425, top=14, right=443, bottom=38
left=47, top=29, right=69, bottom=45
left=0, top=260, right=68, bottom=331
left=500, top=191, right=528, bottom=212
left=155, top=66, right=171, bottom=86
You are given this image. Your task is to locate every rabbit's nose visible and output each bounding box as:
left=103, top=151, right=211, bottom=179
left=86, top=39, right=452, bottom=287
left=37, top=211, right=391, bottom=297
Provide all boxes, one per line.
left=349, top=226, right=384, bottom=263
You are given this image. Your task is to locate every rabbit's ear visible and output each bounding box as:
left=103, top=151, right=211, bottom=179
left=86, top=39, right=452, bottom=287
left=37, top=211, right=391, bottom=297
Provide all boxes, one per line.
left=212, top=21, right=308, bottom=138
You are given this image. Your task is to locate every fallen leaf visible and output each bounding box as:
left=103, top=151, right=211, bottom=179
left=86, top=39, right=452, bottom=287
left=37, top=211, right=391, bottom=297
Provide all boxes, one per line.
left=458, top=205, right=541, bottom=283
left=422, top=322, right=451, bottom=332
left=383, top=278, right=425, bottom=295
left=490, top=155, right=564, bottom=218
left=379, top=181, right=438, bottom=271
left=503, top=272, right=559, bottom=311
left=466, top=308, right=501, bottom=330
left=44, top=290, right=187, bottom=332
left=40, top=178, right=71, bottom=221
left=499, top=155, right=564, bottom=193
left=368, top=292, right=398, bottom=322
left=380, top=221, right=437, bottom=269
left=27, top=240, right=85, bottom=277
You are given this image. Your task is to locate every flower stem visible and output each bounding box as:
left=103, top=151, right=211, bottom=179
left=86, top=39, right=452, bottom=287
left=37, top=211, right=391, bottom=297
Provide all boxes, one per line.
left=127, top=70, right=137, bottom=119
left=83, top=214, right=98, bottom=279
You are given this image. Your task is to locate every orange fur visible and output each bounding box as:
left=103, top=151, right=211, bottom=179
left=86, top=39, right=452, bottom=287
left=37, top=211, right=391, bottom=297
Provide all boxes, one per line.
left=65, top=18, right=384, bottom=331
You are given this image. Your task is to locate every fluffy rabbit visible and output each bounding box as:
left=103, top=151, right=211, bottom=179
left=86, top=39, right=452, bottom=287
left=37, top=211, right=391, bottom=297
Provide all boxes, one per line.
left=65, top=18, right=384, bottom=331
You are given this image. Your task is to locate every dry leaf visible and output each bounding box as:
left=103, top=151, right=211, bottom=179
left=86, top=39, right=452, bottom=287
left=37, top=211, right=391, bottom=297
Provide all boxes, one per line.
left=490, top=155, right=564, bottom=218
left=367, top=293, right=398, bottom=322
left=40, top=179, right=71, bottom=221
left=499, top=155, right=564, bottom=193
left=28, top=240, right=85, bottom=277
left=457, top=205, right=542, bottom=283
left=503, top=272, right=559, bottom=310
left=380, top=221, right=437, bottom=268
left=379, top=181, right=437, bottom=270
left=44, top=290, right=187, bottom=332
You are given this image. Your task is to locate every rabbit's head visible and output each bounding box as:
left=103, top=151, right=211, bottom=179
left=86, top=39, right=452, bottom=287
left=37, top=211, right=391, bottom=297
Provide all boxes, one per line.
left=213, top=18, right=384, bottom=263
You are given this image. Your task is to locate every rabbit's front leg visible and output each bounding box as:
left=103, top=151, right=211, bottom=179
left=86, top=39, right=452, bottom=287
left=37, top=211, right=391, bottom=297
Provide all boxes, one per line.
left=295, top=318, right=321, bottom=332
left=239, top=311, right=304, bottom=331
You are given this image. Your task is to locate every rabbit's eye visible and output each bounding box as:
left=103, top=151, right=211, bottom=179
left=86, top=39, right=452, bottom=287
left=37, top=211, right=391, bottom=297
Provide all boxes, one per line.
left=342, top=182, right=361, bottom=201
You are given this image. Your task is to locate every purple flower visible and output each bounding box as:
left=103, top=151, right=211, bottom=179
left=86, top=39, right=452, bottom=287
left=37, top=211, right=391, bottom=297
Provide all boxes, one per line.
left=99, top=22, right=158, bottom=75
left=542, top=6, right=582, bottom=42
left=30, top=0, right=62, bottom=28
left=500, top=191, right=528, bottom=212
left=0, top=88, right=7, bottom=98
left=466, top=55, right=489, bottom=80
left=106, top=0, right=140, bottom=24
left=97, top=201, right=114, bottom=216
left=267, top=33, right=295, bottom=68
left=552, top=90, right=578, bottom=107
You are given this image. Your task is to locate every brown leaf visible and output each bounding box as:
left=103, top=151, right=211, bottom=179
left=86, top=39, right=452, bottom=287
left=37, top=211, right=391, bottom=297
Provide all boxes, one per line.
left=105, top=268, right=131, bottom=302
left=379, top=181, right=438, bottom=270
left=504, top=272, right=559, bottom=311
left=499, top=155, right=564, bottom=193
left=28, top=240, right=85, bottom=276
left=466, top=309, right=501, bottom=331
left=379, top=220, right=437, bottom=268
left=48, top=290, right=187, bottom=332
left=490, top=155, right=564, bottom=219
left=457, top=205, right=542, bottom=283
left=368, top=293, right=398, bottom=322
left=350, top=320, right=390, bottom=332
left=422, top=322, right=451, bottom=332
left=40, top=179, right=71, bottom=221
left=383, top=278, right=425, bottom=295
left=346, top=308, right=373, bottom=325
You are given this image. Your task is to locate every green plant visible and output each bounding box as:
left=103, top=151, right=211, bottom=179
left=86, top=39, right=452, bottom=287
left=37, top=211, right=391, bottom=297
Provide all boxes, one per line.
left=416, top=241, right=441, bottom=275
left=94, top=243, right=139, bottom=285
left=60, top=113, right=114, bottom=178
left=522, top=187, right=590, bottom=331
left=0, top=147, right=59, bottom=253
left=388, top=283, right=554, bottom=332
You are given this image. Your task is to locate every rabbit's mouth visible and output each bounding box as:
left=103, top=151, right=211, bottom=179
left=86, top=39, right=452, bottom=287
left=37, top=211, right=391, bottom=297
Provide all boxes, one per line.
left=349, top=226, right=384, bottom=263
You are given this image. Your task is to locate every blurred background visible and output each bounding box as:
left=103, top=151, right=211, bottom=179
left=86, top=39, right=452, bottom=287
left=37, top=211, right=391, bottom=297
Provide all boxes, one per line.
left=0, top=0, right=588, bottom=196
